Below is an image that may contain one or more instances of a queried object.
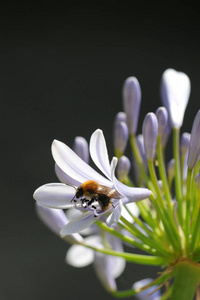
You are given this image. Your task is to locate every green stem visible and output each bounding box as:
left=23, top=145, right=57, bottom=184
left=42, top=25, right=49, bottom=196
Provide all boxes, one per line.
left=173, top=127, right=183, bottom=224
left=157, top=135, right=173, bottom=214
left=83, top=243, right=166, bottom=265
left=171, top=261, right=200, bottom=300
left=129, top=134, right=155, bottom=193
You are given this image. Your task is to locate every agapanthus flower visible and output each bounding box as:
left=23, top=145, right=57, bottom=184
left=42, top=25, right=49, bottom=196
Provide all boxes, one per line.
left=34, top=129, right=151, bottom=233
left=34, top=68, right=200, bottom=300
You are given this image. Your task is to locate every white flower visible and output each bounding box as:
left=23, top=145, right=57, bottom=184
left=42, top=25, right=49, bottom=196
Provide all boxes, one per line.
left=66, top=233, right=126, bottom=292
left=161, top=68, right=190, bottom=128
left=33, top=129, right=151, bottom=235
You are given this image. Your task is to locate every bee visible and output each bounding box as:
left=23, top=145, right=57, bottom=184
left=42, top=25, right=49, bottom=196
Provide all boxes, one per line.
left=72, top=180, right=121, bottom=212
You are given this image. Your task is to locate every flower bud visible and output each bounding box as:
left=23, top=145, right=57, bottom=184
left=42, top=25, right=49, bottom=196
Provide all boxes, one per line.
left=142, top=113, right=158, bottom=161
left=114, top=112, right=127, bottom=125
left=73, top=136, right=89, bottom=164
left=116, top=155, right=131, bottom=181
left=137, top=134, right=147, bottom=168
left=113, top=121, right=128, bottom=156
left=187, top=110, right=200, bottom=169
left=167, top=159, right=175, bottom=181
left=122, top=77, right=141, bottom=135
left=160, top=68, right=191, bottom=128
left=155, top=106, right=168, bottom=137
left=181, top=132, right=190, bottom=157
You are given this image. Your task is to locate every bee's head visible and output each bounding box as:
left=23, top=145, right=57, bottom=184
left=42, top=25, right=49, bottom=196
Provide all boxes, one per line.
left=75, top=187, right=84, bottom=199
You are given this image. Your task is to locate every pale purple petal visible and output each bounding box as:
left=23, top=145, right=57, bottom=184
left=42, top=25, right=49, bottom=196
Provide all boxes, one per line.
left=161, top=68, right=190, bottom=128
left=133, top=278, right=161, bottom=300
left=33, top=183, right=75, bottom=208
left=36, top=202, right=68, bottom=235
left=55, top=163, right=81, bottom=186
left=52, top=139, right=112, bottom=187
left=106, top=199, right=123, bottom=227
left=60, top=211, right=99, bottom=237
left=36, top=203, right=83, bottom=244
left=73, top=136, right=89, bottom=164
left=89, top=129, right=112, bottom=180
left=93, top=234, right=125, bottom=292
left=111, top=157, right=151, bottom=202
left=187, top=110, right=200, bottom=169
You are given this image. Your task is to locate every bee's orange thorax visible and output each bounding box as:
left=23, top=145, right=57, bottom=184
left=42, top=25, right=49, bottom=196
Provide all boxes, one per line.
left=81, top=180, right=99, bottom=193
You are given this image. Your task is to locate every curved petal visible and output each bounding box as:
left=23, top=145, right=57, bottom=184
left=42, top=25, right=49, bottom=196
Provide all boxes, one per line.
left=52, top=140, right=113, bottom=187
left=93, top=252, right=117, bottom=292
left=35, top=202, right=68, bottom=235
left=60, top=211, right=99, bottom=237
left=89, top=129, right=112, bottom=180
left=33, top=183, right=75, bottom=209
left=55, top=163, right=81, bottom=186
left=111, top=157, right=151, bottom=202
left=106, top=199, right=123, bottom=227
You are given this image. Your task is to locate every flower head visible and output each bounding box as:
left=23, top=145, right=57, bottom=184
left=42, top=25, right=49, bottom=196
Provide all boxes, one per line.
left=34, top=129, right=151, bottom=234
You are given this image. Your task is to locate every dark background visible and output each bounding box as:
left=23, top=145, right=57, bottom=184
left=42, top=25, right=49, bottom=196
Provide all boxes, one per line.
left=1, top=1, right=200, bottom=299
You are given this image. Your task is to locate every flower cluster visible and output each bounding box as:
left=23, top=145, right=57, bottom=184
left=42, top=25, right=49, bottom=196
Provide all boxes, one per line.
left=34, top=68, right=200, bottom=299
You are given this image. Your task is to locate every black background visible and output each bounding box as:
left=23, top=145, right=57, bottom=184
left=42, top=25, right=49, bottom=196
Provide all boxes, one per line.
left=1, top=1, right=200, bottom=299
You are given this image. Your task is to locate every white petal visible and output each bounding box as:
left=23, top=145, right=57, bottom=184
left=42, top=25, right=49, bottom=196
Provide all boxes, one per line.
left=111, top=157, right=151, bottom=202
left=33, top=183, right=75, bottom=208
left=66, top=244, right=94, bottom=267
left=55, top=163, right=81, bottom=186
left=161, top=68, right=190, bottom=128
left=121, top=203, right=140, bottom=223
left=66, top=235, right=103, bottom=267
left=60, top=211, right=99, bottom=237
left=35, top=203, right=68, bottom=235
left=106, top=200, right=123, bottom=227
left=89, top=129, right=112, bottom=180
left=52, top=139, right=112, bottom=187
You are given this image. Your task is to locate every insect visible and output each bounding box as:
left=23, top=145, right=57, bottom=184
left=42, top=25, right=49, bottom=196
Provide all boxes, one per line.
left=72, top=180, right=121, bottom=212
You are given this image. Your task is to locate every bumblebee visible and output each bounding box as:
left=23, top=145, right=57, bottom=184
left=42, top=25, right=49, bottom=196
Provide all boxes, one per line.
left=74, top=180, right=121, bottom=211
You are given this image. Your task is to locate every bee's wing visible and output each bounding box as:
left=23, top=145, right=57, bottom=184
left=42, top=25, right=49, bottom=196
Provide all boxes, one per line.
left=97, top=185, right=121, bottom=199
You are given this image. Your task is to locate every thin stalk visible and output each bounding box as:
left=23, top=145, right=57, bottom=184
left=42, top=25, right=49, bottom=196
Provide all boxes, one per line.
left=95, top=220, right=158, bottom=255
left=173, top=127, right=183, bottom=224
left=148, top=160, right=182, bottom=251
left=120, top=215, right=172, bottom=258
left=83, top=243, right=167, bottom=265
left=157, top=135, right=173, bottom=215
left=130, top=134, right=155, bottom=193
left=185, top=168, right=192, bottom=248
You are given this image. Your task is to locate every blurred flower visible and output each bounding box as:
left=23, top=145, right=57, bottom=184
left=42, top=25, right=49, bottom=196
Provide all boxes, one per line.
left=122, top=76, right=141, bottom=135
left=160, top=68, right=191, bottom=128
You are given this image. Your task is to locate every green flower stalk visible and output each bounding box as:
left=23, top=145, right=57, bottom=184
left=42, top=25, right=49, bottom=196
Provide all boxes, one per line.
left=34, top=68, right=200, bottom=299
